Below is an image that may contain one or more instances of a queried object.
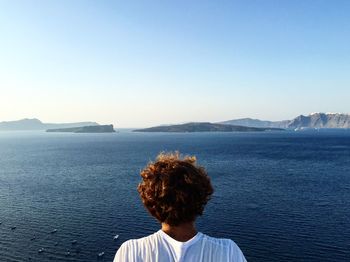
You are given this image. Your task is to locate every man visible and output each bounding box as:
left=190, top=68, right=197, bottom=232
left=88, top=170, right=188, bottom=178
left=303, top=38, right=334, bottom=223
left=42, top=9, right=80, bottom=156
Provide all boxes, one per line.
left=114, top=152, right=247, bottom=262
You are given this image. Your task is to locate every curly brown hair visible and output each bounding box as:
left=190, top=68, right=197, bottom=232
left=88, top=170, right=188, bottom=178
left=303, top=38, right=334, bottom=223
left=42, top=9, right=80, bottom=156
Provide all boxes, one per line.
left=137, top=152, right=214, bottom=226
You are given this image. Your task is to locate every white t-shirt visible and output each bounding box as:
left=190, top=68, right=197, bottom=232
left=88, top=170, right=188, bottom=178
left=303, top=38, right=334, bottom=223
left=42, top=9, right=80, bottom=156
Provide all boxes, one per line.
left=114, top=230, right=247, bottom=262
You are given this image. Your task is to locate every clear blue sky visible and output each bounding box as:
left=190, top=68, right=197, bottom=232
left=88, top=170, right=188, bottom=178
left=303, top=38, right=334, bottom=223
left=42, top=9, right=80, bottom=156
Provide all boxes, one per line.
left=1, top=0, right=349, bottom=127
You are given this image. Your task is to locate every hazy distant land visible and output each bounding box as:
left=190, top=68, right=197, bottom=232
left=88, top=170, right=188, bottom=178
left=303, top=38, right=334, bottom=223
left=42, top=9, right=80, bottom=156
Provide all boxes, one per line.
left=134, top=113, right=350, bottom=132
left=133, top=122, right=283, bottom=133
left=219, top=118, right=290, bottom=128
left=46, top=125, right=115, bottom=133
left=0, top=118, right=99, bottom=131
left=219, top=113, right=350, bottom=129
left=1, top=113, right=350, bottom=132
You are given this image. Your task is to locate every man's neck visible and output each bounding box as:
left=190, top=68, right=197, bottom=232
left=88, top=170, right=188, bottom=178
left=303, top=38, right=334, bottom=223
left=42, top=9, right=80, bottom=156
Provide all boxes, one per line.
left=161, top=222, right=197, bottom=242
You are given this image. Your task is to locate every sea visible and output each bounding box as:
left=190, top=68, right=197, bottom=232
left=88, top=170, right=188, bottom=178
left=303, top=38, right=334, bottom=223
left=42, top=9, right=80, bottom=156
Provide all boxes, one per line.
left=0, top=130, right=349, bottom=261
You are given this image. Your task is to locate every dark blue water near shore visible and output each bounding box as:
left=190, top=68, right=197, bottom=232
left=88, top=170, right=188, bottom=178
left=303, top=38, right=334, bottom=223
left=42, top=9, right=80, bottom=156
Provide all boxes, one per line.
left=0, top=130, right=349, bottom=261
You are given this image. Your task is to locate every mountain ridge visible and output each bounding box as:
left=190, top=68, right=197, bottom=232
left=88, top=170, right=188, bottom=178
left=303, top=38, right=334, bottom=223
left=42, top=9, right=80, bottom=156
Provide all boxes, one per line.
left=0, top=118, right=99, bottom=131
left=219, top=113, right=350, bottom=129
left=1, top=113, right=349, bottom=131
left=288, top=113, right=350, bottom=129
left=46, top=125, right=115, bottom=133
left=218, top=118, right=290, bottom=128
left=134, top=122, right=283, bottom=132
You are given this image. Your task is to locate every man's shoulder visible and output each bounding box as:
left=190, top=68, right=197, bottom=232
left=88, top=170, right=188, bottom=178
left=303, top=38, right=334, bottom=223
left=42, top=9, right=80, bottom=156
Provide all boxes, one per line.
left=119, top=231, right=160, bottom=249
left=114, top=232, right=161, bottom=262
left=200, top=234, right=247, bottom=262
left=201, top=233, right=236, bottom=247
left=200, top=234, right=246, bottom=260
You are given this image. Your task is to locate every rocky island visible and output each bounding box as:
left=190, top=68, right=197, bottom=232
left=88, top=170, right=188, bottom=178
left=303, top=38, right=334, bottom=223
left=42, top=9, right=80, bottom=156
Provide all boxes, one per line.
left=133, top=122, right=283, bottom=133
left=46, top=125, right=115, bottom=133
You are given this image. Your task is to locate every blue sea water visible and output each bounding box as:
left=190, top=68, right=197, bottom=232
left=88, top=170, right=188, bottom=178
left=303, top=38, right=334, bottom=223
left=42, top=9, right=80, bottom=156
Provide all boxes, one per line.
left=0, top=130, right=349, bottom=261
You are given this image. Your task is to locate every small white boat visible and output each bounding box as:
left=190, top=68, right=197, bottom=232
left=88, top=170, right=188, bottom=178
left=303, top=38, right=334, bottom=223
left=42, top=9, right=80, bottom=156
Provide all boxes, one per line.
left=98, top=251, right=105, bottom=257
left=113, top=234, right=119, bottom=240
left=38, top=248, right=44, bottom=253
left=50, top=229, right=58, bottom=234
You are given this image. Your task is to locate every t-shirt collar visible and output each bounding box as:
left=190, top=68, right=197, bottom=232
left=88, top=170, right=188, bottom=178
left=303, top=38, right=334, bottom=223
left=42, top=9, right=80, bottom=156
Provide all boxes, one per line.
left=158, top=229, right=202, bottom=248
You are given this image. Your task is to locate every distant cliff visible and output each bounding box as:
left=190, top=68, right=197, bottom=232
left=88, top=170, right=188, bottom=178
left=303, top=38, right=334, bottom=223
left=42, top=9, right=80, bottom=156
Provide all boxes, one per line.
left=220, top=113, right=350, bottom=129
left=288, top=113, right=350, bottom=129
left=46, top=125, right=115, bottom=133
left=134, top=122, right=283, bottom=132
left=0, top=118, right=99, bottom=131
